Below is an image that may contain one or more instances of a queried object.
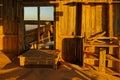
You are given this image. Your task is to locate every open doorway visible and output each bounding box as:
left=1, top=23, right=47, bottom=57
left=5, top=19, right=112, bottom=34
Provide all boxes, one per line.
left=23, top=6, right=55, bottom=50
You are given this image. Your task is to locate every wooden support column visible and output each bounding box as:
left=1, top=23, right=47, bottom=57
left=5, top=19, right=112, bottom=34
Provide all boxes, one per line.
left=108, top=2, right=114, bottom=68
left=37, top=6, right=40, bottom=49
left=118, top=41, right=120, bottom=73
left=99, top=48, right=106, bottom=73
left=108, top=3, right=113, bottom=37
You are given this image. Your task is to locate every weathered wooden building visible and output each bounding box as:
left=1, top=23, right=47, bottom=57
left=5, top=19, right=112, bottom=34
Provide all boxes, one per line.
left=0, top=0, right=120, bottom=76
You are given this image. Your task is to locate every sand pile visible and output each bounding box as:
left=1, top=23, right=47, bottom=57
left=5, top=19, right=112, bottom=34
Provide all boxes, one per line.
left=0, top=52, right=12, bottom=69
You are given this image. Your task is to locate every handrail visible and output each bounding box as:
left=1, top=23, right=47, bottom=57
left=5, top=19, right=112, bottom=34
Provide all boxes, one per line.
left=24, top=28, right=38, bottom=44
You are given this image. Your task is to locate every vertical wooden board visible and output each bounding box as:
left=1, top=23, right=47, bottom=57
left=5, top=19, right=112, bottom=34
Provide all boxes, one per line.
left=89, top=5, right=92, bottom=35
left=62, top=38, right=76, bottom=63
left=63, top=3, right=68, bottom=35
left=116, top=5, right=120, bottom=38
left=59, top=2, right=63, bottom=35
left=18, top=3, right=24, bottom=52
left=113, top=4, right=117, bottom=37
left=55, top=1, right=62, bottom=58
left=7, top=37, right=11, bottom=52
left=108, top=47, right=113, bottom=67
left=85, top=4, right=91, bottom=38
left=113, top=47, right=120, bottom=73
left=0, top=26, right=3, bottom=34
left=0, top=36, right=3, bottom=50
left=59, top=2, right=65, bottom=35
left=67, top=6, right=72, bottom=35
left=112, top=40, right=120, bottom=73
left=73, top=4, right=76, bottom=35
left=81, top=4, right=86, bottom=36
left=67, top=5, right=76, bottom=35
left=99, top=48, right=106, bottom=73
left=76, top=38, right=83, bottom=65
left=12, top=37, right=18, bottom=53
left=102, top=4, right=108, bottom=33
left=95, top=5, right=102, bottom=34
left=108, top=4, right=113, bottom=37
left=113, top=4, right=120, bottom=38
left=76, top=3, right=82, bottom=36
left=2, top=36, right=18, bottom=53
left=91, top=4, right=96, bottom=35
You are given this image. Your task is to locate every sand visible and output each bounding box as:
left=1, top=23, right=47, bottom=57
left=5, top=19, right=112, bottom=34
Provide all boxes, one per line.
left=0, top=61, right=120, bottom=80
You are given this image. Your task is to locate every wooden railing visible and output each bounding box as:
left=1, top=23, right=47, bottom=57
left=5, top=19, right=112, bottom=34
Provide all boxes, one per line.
left=24, top=28, right=38, bottom=45
left=24, top=21, right=53, bottom=46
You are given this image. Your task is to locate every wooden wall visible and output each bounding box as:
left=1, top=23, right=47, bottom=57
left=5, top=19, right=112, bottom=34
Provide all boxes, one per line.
left=55, top=1, right=76, bottom=52
left=55, top=0, right=120, bottom=65
left=0, top=0, right=120, bottom=61
left=113, top=4, right=120, bottom=39
left=0, top=0, right=18, bottom=58
left=81, top=4, right=108, bottom=38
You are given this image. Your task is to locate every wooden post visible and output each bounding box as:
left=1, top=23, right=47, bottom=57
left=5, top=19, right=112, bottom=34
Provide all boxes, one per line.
left=37, top=6, right=40, bottom=49
left=108, top=1, right=114, bottom=68
left=108, top=2, right=113, bottom=37
left=99, top=48, right=106, bottom=73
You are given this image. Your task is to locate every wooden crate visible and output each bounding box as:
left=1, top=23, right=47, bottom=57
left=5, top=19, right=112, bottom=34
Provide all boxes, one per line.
left=18, top=49, right=60, bottom=69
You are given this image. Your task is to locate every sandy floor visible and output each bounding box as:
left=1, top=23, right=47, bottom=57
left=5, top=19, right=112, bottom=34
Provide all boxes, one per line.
left=0, top=61, right=120, bottom=80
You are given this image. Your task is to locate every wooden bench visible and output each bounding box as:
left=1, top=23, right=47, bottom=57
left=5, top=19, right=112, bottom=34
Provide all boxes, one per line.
left=18, top=49, right=60, bottom=69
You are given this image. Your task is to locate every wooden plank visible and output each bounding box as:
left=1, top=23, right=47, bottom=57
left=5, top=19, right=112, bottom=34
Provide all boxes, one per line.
left=118, top=41, right=120, bottom=73
left=106, top=54, right=120, bottom=62
left=67, top=3, right=76, bottom=35
left=0, top=25, right=3, bottom=34
left=60, top=36, right=83, bottom=38
left=85, top=4, right=90, bottom=38
left=84, top=44, right=119, bottom=47
left=91, top=4, right=95, bottom=35
left=18, top=2, right=24, bottom=52
left=18, top=49, right=60, bottom=69
left=99, top=48, right=106, bottom=73
left=55, top=1, right=61, bottom=50
left=24, top=20, right=53, bottom=25
left=37, top=6, right=40, bottom=49
left=106, top=68, right=120, bottom=76
left=108, top=3, right=113, bottom=37
left=21, top=0, right=120, bottom=4
left=95, top=5, right=102, bottom=33
left=81, top=4, right=86, bottom=36
left=0, top=36, right=3, bottom=50
left=0, top=36, right=18, bottom=53
left=107, top=47, right=113, bottom=67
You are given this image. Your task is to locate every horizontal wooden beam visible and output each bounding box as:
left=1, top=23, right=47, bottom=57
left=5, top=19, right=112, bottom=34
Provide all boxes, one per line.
left=22, top=2, right=59, bottom=6
left=95, top=37, right=118, bottom=40
left=24, top=28, right=37, bottom=44
left=21, top=1, right=120, bottom=5
left=84, top=43, right=119, bottom=47
left=0, top=34, right=18, bottom=37
left=106, top=54, right=120, bottom=62
left=60, top=36, right=83, bottom=38
left=24, top=20, right=53, bottom=25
